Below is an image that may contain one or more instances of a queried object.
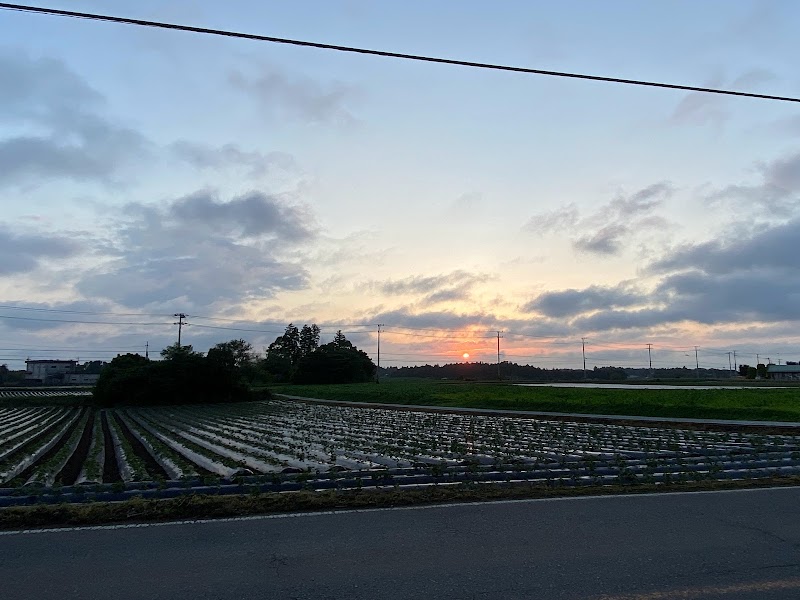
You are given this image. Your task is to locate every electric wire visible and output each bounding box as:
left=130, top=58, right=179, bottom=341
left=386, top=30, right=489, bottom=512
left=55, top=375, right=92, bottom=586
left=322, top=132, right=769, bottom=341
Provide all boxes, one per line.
left=1, top=3, right=798, bottom=103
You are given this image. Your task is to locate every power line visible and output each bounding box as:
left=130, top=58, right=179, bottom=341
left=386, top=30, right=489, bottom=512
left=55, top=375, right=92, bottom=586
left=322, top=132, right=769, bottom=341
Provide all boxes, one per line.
left=1, top=3, right=798, bottom=104
left=186, top=313, right=375, bottom=330
left=0, top=304, right=169, bottom=317
left=0, top=314, right=170, bottom=326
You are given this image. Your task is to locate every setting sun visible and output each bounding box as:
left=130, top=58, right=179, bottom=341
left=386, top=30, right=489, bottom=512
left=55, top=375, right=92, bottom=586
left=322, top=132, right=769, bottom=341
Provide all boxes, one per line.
left=462, top=353, right=470, bottom=359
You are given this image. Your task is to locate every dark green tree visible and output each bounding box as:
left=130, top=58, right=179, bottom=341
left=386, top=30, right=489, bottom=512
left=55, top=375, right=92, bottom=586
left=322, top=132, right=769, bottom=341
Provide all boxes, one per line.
left=209, top=339, right=255, bottom=368
left=160, top=343, right=201, bottom=361
left=293, top=340, right=376, bottom=384
left=94, top=341, right=261, bottom=407
left=299, top=324, right=321, bottom=357
left=332, top=330, right=353, bottom=349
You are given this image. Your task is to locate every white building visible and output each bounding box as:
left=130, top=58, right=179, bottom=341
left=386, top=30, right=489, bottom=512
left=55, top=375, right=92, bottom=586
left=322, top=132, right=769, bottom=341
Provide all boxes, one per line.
left=24, top=359, right=77, bottom=384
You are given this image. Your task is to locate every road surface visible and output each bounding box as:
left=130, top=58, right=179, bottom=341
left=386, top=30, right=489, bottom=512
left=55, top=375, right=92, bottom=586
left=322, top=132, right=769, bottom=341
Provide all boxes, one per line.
left=3, top=487, right=800, bottom=599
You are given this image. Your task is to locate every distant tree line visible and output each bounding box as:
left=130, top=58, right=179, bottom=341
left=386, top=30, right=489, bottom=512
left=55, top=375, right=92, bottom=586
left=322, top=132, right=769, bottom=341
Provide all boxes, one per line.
left=93, top=325, right=377, bottom=405
left=738, top=364, right=768, bottom=379
left=382, top=363, right=741, bottom=381
left=93, top=339, right=263, bottom=406
left=0, top=364, right=26, bottom=386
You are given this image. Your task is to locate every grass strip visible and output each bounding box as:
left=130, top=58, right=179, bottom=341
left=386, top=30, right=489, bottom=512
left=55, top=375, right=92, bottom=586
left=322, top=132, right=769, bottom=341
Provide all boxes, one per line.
left=2, top=476, right=800, bottom=531
left=270, top=381, right=800, bottom=424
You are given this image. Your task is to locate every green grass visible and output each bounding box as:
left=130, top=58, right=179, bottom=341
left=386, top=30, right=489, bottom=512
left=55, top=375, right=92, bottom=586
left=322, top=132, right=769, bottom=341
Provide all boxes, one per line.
left=270, top=380, right=800, bottom=422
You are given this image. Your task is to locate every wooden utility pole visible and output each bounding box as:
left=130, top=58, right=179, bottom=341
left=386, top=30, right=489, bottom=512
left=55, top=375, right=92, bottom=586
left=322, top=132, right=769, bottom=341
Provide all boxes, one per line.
left=496, top=331, right=501, bottom=380
left=647, top=344, right=653, bottom=378
left=582, top=337, right=587, bottom=379
left=173, top=313, right=187, bottom=346
left=376, top=323, right=384, bottom=383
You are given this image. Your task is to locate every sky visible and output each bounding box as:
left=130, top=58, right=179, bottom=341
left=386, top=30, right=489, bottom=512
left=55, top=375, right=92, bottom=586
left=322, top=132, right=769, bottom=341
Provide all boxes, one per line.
left=1, top=0, right=800, bottom=372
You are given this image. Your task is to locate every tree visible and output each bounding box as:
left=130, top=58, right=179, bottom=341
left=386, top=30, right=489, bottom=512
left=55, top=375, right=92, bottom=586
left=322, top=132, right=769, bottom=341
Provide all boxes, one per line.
left=93, top=353, right=151, bottom=406
left=0, top=364, right=8, bottom=385
left=264, top=323, right=313, bottom=381
left=757, top=363, right=768, bottom=379
left=209, top=339, right=255, bottom=368
left=160, top=343, right=201, bottom=361
left=299, top=324, right=321, bottom=357
left=293, top=340, right=376, bottom=384
left=332, top=330, right=353, bottom=349
left=94, top=340, right=262, bottom=407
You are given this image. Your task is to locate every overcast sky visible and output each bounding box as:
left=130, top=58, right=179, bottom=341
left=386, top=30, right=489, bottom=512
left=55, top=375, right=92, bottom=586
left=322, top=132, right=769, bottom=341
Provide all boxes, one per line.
left=1, top=0, right=799, bottom=371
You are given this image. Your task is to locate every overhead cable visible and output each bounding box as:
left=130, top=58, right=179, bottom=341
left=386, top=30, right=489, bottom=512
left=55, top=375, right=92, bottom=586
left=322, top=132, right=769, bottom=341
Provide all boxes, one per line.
left=1, top=2, right=798, bottom=103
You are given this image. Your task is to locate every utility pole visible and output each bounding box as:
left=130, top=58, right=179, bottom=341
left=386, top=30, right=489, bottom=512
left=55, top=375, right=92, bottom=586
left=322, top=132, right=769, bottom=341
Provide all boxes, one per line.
left=756, top=353, right=760, bottom=366
left=173, top=313, right=187, bottom=346
left=646, top=344, right=653, bottom=378
left=375, top=324, right=384, bottom=383
left=145, top=341, right=149, bottom=359
left=582, top=337, right=587, bottom=380
left=726, top=351, right=732, bottom=375
left=496, top=331, right=500, bottom=379
left=733, top=350, right=737, bottom=373
left=694, top=346, right=699, bottom=380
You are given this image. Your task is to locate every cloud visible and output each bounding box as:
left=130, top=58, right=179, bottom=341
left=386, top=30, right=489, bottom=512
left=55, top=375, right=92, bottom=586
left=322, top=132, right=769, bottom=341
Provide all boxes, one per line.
left=522, top=203, right=579, bottom=235
left=573, top=224, right=629, bottom=255
left=537, top=217, right=800, bottom=333
left=169, top=190, right=316, bottom=241
left=0, top=50, right=149, bottom=186
left=0, top=227, right=83, bottom=275
left=705, top=150, right=800, bottom=216
left=378, top=271, right=489, bottom=296
left=229, top=65, right=357, bottom=125
left=769, top=114, right=800, bottom=137
left=361, top=271, right=492, bottom=307
left=522, top=285, right=642, bottom=318
left=170, top=141, right=297, bottom=178
left=761, top=150, right=800, bottom=193
left=731, top=68, right=776, bottom=89
left=0, top=299, right=149, bottom=332
left=669, top=68, right=777, bottom=127
left=649, top=217, right=800, bottom=275
left=609, top=182, right=673, bottom=214
left=523, top=183, right=672, bottom=256
left=75, top=191, right=316, bottom=308
left=367, top=307, right=500, bottom=331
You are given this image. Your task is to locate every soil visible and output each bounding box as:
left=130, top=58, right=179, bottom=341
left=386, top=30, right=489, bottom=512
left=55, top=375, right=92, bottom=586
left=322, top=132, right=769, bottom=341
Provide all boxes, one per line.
left=54, top=410, right=96, bottom=486
left=112, top=413, right=169, bottom=481
left=100, top=411, right=121, bottom=483
left=9, top=408, right=87, bottom=485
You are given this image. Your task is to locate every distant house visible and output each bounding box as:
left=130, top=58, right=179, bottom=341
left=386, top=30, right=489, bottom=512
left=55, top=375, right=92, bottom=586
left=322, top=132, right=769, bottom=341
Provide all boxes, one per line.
left=25, top=359, right=77, bottom=384
left=63, top=373, right=101, bottom=385
left=767, top=364, right=800, bottom=381
left=24, top=359, right=102, bottom=385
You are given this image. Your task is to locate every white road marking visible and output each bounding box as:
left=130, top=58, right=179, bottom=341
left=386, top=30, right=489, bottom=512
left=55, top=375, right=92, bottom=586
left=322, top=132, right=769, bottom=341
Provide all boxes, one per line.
left=1, top=485, right=798, bottom=536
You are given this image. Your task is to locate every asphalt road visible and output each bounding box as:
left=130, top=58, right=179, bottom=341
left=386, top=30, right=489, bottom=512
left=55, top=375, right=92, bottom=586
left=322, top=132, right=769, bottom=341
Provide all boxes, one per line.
left=3, top=487, right=800, bottom=599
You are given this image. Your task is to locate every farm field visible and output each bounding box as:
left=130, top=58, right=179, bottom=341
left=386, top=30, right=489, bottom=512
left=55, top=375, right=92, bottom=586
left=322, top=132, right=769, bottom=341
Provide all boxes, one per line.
left=3, top=398, right=800, bottom=508
left=271, top=380, right=800, bottom=422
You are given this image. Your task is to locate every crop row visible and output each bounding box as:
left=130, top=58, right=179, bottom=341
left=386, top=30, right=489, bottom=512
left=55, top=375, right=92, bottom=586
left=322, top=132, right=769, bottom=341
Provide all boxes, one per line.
left=2, top=399, right=800, bottom=506
left=0, top=390, right=92, bottom=398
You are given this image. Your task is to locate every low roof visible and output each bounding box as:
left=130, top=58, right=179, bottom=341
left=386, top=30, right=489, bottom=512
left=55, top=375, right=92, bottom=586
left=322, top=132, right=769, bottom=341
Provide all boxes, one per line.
left=25, top=359, right=77, bottom=364
left=767, top=364, right=800, bottom=373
